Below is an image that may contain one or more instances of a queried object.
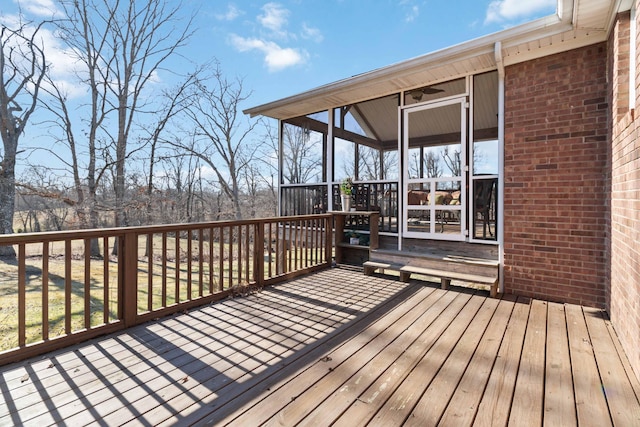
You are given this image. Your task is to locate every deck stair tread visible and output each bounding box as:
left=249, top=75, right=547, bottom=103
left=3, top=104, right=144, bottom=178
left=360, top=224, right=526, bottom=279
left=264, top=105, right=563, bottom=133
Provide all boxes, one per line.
left=399, top=265, right=497, bottom=284
left=371, top=248, right=499, bottom=267
left=365, top=249, right=499, bottom=297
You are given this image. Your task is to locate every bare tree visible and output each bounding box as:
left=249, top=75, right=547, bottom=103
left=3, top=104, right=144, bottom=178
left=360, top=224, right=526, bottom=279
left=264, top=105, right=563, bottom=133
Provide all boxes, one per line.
left=0, top=21, right=47, bottom=257
left=97, top=0, right=194, bottom=230
left=35, top=0, right=193, bottom=254
left=282, top=123, right=323, bottom=184
left=425, top=151, right=442, bottom=178
left=442, top=146, right=461, bottom=177
left=175, top=64, right=258, bottom=220
left=252, top=120, right=278, bottom=214
left=142, top=74, right=198, bottom=226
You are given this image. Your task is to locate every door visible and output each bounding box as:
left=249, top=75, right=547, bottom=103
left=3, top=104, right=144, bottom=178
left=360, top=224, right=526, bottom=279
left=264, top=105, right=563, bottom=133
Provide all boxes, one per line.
left=402, top=97, right=467, bottom=240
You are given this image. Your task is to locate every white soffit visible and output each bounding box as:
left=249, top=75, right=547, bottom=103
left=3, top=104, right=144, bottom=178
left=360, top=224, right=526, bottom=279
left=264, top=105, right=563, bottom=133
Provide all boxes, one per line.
left=245, top=0, right=626, bottom=120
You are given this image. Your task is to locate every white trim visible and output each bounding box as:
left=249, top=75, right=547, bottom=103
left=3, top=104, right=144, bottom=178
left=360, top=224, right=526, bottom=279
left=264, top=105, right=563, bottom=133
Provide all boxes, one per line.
left=631, top=5, right=637, bottom=112
left=402, top=97, right=468, bottom=241
left=398, top=94, right=405, bottom=251
left=327, top=109, right=334, bottom=212
left=496, top=42, right=506, bottom=295
left=277, top=119, right=283, bottom=216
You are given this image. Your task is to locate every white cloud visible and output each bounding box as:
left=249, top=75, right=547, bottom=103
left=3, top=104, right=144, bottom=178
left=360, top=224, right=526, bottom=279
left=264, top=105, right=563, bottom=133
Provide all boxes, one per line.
left=485, top=0, right=556, bottom=24
left=301, top=23, right=323, bottom=43
left=14, top=0, right=60, bottom=17
left=0, top=14, right=84, bottom=99
left=258, top=2, right=289, bottom=36
left=215, top=4, right=242, bottom=21
left=405, top=5, right=419, bottom=23
left=229, top=34, right=307, bottom=72
left=398, top=0, right=419, bottom=23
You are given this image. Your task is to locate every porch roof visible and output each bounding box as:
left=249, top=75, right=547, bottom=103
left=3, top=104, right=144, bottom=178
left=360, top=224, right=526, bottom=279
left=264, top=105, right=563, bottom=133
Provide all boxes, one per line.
left=245, top=0, right=627, bottom=121
left=2, top=268, right=639, bottom=425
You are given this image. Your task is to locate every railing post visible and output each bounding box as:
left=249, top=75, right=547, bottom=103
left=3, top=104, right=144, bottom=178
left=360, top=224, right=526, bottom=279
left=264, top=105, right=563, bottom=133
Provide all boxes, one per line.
left=326, top=215, right=333, bottom=265
left=254, top=221, right=265, bottom=287
left=121, top=231, right=138, bottom=327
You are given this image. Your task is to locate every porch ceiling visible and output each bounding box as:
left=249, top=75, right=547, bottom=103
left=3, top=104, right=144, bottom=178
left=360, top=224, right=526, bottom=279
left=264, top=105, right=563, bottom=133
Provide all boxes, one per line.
left=245, top=0, right=625, bottom=121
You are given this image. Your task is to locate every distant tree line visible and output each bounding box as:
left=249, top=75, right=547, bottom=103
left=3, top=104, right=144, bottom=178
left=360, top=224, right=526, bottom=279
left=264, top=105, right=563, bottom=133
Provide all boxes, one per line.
left=0, top=0, right=279, bottom=258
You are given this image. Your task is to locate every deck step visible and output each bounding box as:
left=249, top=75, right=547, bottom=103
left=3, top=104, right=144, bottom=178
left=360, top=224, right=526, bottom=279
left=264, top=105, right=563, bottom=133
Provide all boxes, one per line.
left=363, top=261, right=392, bottom=275
left=399, top=265, right=498, bottom=297
left=370, top=249, right=499, bottom=277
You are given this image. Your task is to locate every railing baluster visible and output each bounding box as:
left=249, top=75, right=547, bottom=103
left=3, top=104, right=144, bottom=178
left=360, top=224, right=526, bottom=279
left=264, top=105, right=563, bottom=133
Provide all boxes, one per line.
left=84, top=239, right=91, bottom=329
left=245, top=224, right=250, bottom=284
left=219, top=227, right=224, bottom=291
left=18, top=244, right=26, bottom=347
left=325, top=217, right=331, bottom=263
left=65, top=239, right=72, bottom=335
left=287, top=220, right=293, bottom=273
left=275, top=221, right=281, bottom=275
left=229, top=226, right=234, bottom=288
left=122, top=231, right=138, bottom=327
left=103, top=237, right=109, bottom=324
left=315, top=217, right=320, bottom=264
left=161, top=232, right=167, bottom=308
left=175, top=232, right=180, bottom=303
left=147, top=233, right=153, bottom=312
left=294, top=219, right=299, bottom=271
left=305, top=219, right=309, bottom=268
left=42, top=242, right=49, bottom=340
left=237, top=225, right=242, bottom=285
left=267, top=222, right=273, bottom=278
left=209, top=227, right=214, bottom=294
left=187, top=231, right=192, bottom=300
left=198, top=229, right=204, bottom=297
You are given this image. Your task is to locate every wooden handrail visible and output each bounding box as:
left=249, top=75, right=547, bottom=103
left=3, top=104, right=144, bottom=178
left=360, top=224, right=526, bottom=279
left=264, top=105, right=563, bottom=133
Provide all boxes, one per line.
left=0, top=214, right=332, bottom=366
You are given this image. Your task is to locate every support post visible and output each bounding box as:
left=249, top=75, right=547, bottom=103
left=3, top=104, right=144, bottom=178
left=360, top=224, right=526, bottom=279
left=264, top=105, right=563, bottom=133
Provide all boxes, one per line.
left=121, top=231, right=138, bottom=327
left=254, top=221, right=265, bottom=287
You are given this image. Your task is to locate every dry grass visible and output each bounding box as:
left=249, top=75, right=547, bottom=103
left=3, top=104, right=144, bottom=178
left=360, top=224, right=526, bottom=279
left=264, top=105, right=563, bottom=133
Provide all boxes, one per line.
left=0, top=234, right=321, bottom=353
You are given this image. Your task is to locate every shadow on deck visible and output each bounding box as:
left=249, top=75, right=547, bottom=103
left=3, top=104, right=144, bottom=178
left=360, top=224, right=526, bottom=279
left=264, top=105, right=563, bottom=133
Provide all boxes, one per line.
left=1, top=268, right=639, bottom=426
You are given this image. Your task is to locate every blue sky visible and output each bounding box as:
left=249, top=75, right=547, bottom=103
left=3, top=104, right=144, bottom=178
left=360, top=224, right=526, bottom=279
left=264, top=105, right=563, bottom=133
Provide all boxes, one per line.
left=1, top=0, right=556, bottom=177
left=1, top=0, right=558, bottom=115
left=197, top=0, right=557, bottom=109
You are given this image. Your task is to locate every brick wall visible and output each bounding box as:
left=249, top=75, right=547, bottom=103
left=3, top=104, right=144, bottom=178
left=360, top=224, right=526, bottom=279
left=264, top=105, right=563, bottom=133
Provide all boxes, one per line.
left=608, top=9, right=640, bottom=382
left=503, top=44, right=609, bottom=308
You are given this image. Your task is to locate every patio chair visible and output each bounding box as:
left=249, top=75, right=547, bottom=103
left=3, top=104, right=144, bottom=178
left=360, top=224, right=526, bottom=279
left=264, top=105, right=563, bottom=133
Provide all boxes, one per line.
left=474, top=178, right=496, bottom=238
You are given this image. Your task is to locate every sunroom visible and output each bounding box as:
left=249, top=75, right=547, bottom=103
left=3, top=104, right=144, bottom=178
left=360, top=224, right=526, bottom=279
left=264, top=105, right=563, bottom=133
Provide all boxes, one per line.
left=248, top=61, right=503, bottom=285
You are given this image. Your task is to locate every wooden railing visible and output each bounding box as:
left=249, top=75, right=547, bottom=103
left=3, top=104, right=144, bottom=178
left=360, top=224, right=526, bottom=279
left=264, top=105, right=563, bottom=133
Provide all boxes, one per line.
left=280, top=184, right=328, bottom=216
left=281, top=181, right=398, bottom=233
left=0, top=214, right=331, bottom=366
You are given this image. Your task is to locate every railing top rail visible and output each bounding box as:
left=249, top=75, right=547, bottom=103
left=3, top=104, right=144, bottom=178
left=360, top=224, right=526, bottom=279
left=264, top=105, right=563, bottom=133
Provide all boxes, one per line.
left=0, top=214, right=332, bottom=245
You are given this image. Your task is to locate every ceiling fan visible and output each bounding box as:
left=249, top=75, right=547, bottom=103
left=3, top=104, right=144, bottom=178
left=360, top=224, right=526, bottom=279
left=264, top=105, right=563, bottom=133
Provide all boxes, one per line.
left=410, top=86, right=444, bottom=101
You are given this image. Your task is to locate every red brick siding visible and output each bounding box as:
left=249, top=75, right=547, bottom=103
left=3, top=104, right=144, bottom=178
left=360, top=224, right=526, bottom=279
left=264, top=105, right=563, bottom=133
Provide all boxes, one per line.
left=609, top=9, right=640, bottom=382
left=503, top=44, right=609, bottom=308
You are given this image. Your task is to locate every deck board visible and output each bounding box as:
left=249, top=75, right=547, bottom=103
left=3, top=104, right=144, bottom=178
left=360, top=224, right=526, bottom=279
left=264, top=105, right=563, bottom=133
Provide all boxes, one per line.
left=583, top=307, right=640, bottom=426
left=473, top=295, right=530, bottom=426
left=544, top=301, right=577, bottom=426
left=508, top=299, right=547, bottom=425
left=331, top=288, right=461, bottom=427
left=0, top=268, right=639, bottom=427
left=406, top=296, right=501, bottom=426
left=437, top=293, right=516, bottom=425
left=369, top=290, right=483, bottom=426
left=566, top=304, right=613, bottom=427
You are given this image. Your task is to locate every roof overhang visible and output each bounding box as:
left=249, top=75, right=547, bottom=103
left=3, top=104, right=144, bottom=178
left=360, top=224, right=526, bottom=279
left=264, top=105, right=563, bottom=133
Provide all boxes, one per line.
left=245, top=0, right=629, bottom=121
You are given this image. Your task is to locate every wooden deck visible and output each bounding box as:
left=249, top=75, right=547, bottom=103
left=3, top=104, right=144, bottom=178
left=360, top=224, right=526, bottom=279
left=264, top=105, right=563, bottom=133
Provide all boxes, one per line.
left=1, top=268, right=639, bottom=426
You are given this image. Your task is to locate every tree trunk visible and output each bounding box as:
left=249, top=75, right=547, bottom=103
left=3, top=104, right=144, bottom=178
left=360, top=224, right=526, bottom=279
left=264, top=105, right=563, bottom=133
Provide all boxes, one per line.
left=0, top=173, right=16, bottom=258
left=0, top=134, right=17, bottom=258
